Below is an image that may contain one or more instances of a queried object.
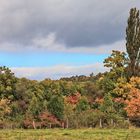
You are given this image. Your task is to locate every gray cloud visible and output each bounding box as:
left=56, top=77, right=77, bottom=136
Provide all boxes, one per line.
left=0, top=0, right=140, bottom=51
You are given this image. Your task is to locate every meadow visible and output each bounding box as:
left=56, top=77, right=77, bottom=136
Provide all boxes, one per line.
left=0, top=128, right=140, bottom=140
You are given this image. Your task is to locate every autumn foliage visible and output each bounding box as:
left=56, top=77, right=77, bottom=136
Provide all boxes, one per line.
left=1, top=8, right=140, bottom=129
left=65, top=92, right=81, bottom=105
left=125, top=88, right=140, bottom=117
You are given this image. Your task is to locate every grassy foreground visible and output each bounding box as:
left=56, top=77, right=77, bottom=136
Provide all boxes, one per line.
left=0, top=128, right=140, bottom=140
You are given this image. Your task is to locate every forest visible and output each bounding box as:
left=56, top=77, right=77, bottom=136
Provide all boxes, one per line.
left=0, top=8, right=140, bottom=130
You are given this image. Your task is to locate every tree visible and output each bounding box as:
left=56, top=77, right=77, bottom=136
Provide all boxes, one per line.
left=113, top=77, right=131, bottom=98
left=39, top=110, right=61, bottom=128
left=99, top=93, right=123, bottom=127
left=98, top=50, right=128, bottom=97
left=0, top=99, right=11, bottom=121
left=84, top=82, right=103, bottom=101
left=47, top=95, right=64, bottom=120
left=125, top=87, right=140, bottom=126
left=104, top=50, right=127, bottom=79
left=65, top=92, right=81, bottom=105
left=125, top=88, right=140, bottom=118
left=126, top=8, right=140, bottom=77
left=98, top=76, right=116, bottom=94
left=0, top=66, right=17, bottom=100
left=76, top=97, right=90, bottom=112
left=63, top=101, right=75, bottom=128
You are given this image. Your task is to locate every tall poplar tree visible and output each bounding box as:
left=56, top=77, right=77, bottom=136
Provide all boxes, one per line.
left=126, top=8, right=140, bottom=77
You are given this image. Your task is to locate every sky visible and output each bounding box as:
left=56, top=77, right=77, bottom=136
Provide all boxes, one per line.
left=0, top=0, right=140, bottom=80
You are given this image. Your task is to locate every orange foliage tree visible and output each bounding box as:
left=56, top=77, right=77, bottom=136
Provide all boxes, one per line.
left=125, top=88, right=140, bottom=118
left=124, top=77, right=140, bottom=126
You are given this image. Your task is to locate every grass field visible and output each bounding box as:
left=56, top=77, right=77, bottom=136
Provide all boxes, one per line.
left=0, top=128, right=140, bottom=140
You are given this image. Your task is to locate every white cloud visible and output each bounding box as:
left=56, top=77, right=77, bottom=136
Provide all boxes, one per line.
left=11, top=63, right=108, bottom=80
left=32, top=32, right=65, bottom=51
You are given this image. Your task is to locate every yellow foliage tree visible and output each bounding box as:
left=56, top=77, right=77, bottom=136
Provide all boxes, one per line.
left=0, top=99, right=11, bottom=121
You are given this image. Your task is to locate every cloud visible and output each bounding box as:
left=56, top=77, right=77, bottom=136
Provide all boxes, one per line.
left=32, top=32, right=126, bottom=54
left=0, top=32, right=126, bottom=54
left=11, top=63, right=108, bottom=80
left=0, top=0, right=139, bottom=52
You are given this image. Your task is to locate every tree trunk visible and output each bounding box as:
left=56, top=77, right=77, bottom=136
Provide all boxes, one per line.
left=66, top=118, right=69, bottom=129
left=49, top=123, right=52, bottom=128
left=32, top=120, right=36, bottom=129
left=99, top=119, right=102, bottom=128
left=111, top=119, right=114, bottom=127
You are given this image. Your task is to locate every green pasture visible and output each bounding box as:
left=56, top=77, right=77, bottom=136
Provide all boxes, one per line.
left=0, top=128, right=140, bottom=140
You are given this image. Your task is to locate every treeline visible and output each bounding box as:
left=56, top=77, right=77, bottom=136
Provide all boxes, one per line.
left=0, top=8, right=140, bottom=129
left=0, top=67, right=106, bottom=129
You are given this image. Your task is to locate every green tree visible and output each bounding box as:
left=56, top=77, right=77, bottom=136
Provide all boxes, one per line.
left=64, top=101, right=75, bottom=128
left=84, top=82, right=103, bottom=100
left=76, top=97, right=90, bottom=112
left=27, top=82, right=45, bottom=117
left=98, top=50, right=128, bottom=97
left=47, top=95, right=64, bottom=120
left=126, top=8, right=140, bottom=77
left=104, top=50, right=127, bottom=79
left=99, top=94, right=117, bottom=126
left=0, top=66, right=17, bottom=100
